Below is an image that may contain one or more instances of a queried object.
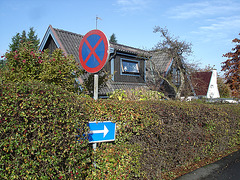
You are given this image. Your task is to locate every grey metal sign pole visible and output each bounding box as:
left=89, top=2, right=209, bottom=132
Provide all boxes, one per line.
left=93, top=74, right=98, bottom=168
left=94, top=74, right=98, bottom=101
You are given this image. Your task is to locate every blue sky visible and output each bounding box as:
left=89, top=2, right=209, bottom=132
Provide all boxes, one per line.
left=1, top=0, right=240, bottom=75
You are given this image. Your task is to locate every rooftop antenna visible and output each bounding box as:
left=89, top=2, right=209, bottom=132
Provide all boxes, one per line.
left=96, top=16, right=102, bottom=29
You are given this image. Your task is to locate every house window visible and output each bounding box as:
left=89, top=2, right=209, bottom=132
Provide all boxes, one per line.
left=121, top=59, right=140, bottom=76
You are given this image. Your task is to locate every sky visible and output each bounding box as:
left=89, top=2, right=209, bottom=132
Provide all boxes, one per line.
left=1, top=0, right=240, bottom=75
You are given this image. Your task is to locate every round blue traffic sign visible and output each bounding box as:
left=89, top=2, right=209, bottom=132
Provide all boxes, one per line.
left=79, top=29, right=109, bottom=73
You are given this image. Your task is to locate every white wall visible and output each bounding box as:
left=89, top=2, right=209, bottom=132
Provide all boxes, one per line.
left=207, top=69, right=220, bottom=98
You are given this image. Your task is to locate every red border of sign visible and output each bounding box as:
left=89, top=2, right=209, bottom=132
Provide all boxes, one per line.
left=79, top=29, right=109, bottom=73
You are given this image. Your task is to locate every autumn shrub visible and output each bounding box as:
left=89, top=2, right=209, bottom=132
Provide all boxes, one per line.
left=0, top=81, right=146, bottom=179
left=2, top=42, right=82, bottom=92
left=0, top=81, right=91, bottom=179
left=79, top=98, right=240, bottom=179
left=86, top=143, right=142, bottom=179
left=1, top=80, right=240, bottom=179
left=130, top=101, right=240, bottom=179
left=108, top=88, right=164, bottom=101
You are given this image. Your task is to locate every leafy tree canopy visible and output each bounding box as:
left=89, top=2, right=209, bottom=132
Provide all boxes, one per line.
left=9, top=27, right=40, bottom=51
left=222, top=33, right=240, bottom=98
left=109, top=33, right=117, bottom=43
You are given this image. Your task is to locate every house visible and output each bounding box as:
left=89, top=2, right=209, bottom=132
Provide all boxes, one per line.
left=39, top=25, right=151, bottom=97
left=39, top=25, right=178, bottom=97
left=146, top=51, right=193, bottom=98
left=146, top=52, right=174, bottom=95
left=191, top=69, right=220, bottom=99
left=146, top=52, right=173, bottom=85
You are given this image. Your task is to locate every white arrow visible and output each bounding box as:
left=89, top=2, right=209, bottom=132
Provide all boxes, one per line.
left=89, top=125, right=109, bottom=138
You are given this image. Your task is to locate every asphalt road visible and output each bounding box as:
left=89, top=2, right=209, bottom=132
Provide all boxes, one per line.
left=176, top=150, right=240, bottom=180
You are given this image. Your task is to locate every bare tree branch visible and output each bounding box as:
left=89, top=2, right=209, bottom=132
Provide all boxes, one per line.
left=149, top=26, right=193, bottom=99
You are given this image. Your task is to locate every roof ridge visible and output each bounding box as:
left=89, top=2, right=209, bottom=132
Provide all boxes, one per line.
left=53, top=27, right=84, bottom=38
left=52, top=26, right=148, bottom=52
left=50, top=26, right=149, bottom=57
left=110, top=41, right=148, bottom=52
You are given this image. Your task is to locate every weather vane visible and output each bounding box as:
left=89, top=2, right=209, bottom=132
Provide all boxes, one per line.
left=96, top=16, right=102, bottom=29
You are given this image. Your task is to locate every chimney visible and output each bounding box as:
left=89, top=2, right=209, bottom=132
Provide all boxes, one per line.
left=207, top=69, right=220, bottom=98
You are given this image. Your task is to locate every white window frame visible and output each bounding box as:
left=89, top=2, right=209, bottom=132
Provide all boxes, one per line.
left=120, top=58, right=140, bottom=76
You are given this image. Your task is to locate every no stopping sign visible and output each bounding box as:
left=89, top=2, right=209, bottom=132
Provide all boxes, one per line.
left=79, top=29, right=110, bottom=73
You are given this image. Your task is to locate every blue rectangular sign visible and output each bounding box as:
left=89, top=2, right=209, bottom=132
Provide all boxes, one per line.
left=88, top=121, right=116, bottom=143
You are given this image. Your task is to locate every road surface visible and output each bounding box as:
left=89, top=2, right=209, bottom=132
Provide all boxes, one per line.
left=176, top=150, right=240, bottom=180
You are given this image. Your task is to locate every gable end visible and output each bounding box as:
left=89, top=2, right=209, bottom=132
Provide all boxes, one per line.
left=39, top=25, right=61, bottom=51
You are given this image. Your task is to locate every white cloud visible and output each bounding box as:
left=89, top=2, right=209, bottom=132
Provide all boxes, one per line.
left=200, top=16, right=240, bottom=31
left=169, top=0, right=240, bottom=19
left=191, top=15, right=240, bottom=42
left=166, top=1, right=240, bottom=45
left=116, top=0, right=151, bottom=12
left=117, top=0, right=132, bottom=6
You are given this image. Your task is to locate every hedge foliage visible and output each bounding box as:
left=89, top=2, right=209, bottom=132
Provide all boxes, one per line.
left=0, top=81, right=90, bottom=179
left=1, top=81, right=240, bottom=179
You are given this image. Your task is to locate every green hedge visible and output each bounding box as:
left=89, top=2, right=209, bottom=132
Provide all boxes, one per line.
left=1, top=81, right=240, bottom=179
left=0, top=81, right=91, bottom=179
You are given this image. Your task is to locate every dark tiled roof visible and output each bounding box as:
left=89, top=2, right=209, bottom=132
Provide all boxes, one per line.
left=191, top=72, right=212, bottom=96
left=149, top=51, right=172, bottom=73
left=53, top=27, right=83, bottom=65
left=99, top=80, right=147, bottom=96
left=52, top=27, right=149, bottom=63
left=110, top=42, right=149, bottom=56
left=145, top=51, right=172, bottom=83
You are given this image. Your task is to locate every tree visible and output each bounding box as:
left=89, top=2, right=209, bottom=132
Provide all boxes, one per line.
left=217, top=76, right=232, bottom=98
left=9, top=33, right=21, bottom=52
left=222, top=34, right=240, bottom=98
left=150, top=26, right=192, bottom=99
left=109, top=33, right=117, bottom=43
left=27, top=27, right=40, bottom=49
left=21, top=30, right=27, bottom=43
left=9, top=27, right=40, bottom=52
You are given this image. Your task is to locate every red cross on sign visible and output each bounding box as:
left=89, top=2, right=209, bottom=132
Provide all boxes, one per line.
left=79, top=29, right=109, bottom=73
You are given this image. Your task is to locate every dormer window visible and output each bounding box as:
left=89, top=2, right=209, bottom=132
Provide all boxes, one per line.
left=121, top=58, right=140, bottom=76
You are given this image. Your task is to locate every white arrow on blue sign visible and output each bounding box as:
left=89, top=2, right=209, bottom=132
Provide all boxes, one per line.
left=88, top=121, right=116, bottom=143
